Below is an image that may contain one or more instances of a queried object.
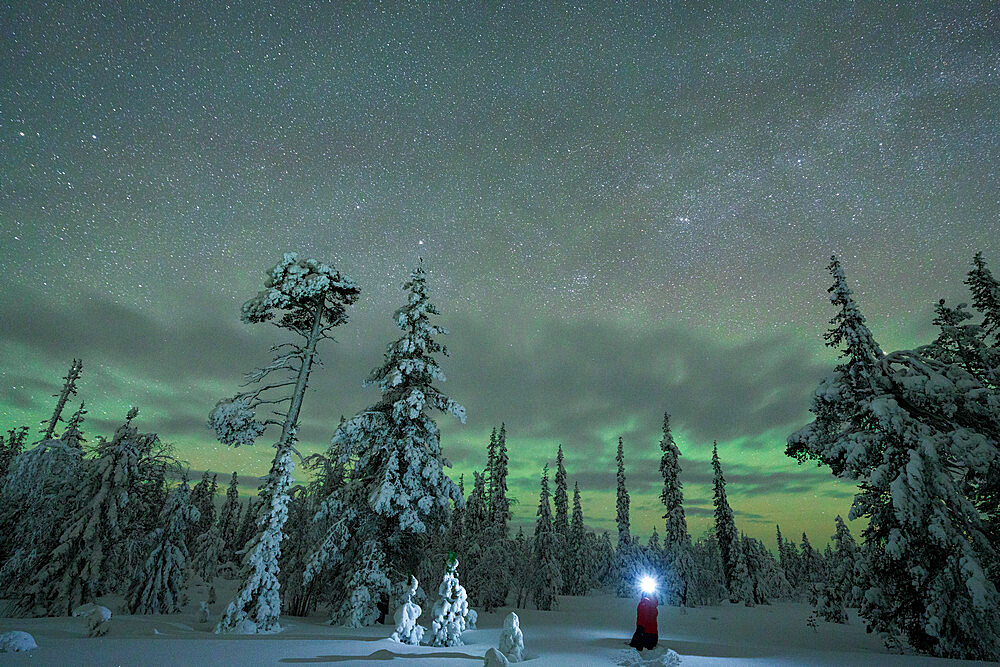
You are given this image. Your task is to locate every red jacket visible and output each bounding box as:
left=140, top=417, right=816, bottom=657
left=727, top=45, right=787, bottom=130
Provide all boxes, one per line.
left=636, top=596, right=658, bottom=633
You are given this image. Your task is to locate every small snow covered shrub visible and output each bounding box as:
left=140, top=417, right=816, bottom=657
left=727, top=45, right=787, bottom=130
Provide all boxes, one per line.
left=198, top=601, right=210, bottom=624
left=72, top=603, right=112, bottom=637
left=431, top=555, right=470, bottom=647
left=390, top=575, right=425, bottom=645
left=499, top=611, right=524, bottom=662
left=0, top=631, right=37, bottom=653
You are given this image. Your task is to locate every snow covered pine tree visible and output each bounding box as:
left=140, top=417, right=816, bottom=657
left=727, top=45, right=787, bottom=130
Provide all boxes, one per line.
left=210, top=253, right=359, bottom=635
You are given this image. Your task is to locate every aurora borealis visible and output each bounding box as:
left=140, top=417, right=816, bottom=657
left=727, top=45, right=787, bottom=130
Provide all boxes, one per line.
left=2, top=2, right=998, bottom=547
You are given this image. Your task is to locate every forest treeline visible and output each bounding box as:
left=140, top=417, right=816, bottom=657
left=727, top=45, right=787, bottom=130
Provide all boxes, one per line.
left=0, top=252, right=997, bottom=660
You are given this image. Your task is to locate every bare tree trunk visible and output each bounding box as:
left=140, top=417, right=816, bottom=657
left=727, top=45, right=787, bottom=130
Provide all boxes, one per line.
left=41, top=359, right=82, bottom=440
left=278, top=300, right=325, bottom=455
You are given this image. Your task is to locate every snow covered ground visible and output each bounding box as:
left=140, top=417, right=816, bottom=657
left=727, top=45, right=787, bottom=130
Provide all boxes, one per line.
left=0, top=593, right=985, bottom=666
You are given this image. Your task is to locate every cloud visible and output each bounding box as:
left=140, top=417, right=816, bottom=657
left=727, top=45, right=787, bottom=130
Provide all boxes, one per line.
left=0, top=285, right=839, bottom=541
left=440, top=313, right=831, bottom=462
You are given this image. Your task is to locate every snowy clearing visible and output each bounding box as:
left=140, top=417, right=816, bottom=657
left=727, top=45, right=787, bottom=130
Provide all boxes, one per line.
left=0, top=594, right=983, bottom=666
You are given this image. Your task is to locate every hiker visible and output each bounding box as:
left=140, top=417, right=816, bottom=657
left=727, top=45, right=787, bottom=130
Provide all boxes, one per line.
left=629, top=588, right=658, bottom=651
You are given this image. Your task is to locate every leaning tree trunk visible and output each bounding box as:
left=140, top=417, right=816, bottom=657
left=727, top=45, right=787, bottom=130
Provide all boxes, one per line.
left=41, top=359, right=82, bottom=440
left=216, top=300, right=326, bottom=634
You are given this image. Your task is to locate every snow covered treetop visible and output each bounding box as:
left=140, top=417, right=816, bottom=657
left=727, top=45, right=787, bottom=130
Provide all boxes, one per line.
left=824, top=255, right=883, bottom=372
left=241, top=252, right=360, bottom=330
left=363, top=260, right=466, bottom=424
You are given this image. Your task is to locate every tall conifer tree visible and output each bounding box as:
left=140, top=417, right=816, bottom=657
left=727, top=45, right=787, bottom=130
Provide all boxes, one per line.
left=712, top=442, right=739, bottom=595
left=615, top=437, right=630, bottom=550
left=304, top=261, right=465, bottom=626
left=532, top=464, right=561, bottom=610
left=565, top=482, right=590, bottom=596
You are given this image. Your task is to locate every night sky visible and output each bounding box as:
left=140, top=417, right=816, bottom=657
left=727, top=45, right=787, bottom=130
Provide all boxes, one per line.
left=2, top=2, right=998, bottom=546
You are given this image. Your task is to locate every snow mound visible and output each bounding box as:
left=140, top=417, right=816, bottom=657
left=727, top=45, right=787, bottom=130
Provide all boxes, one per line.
left=484, top=647, right=510, bottom=666
left=0, top=630, right=37, bottom=653
left=617, top=647, right=682, bottom=667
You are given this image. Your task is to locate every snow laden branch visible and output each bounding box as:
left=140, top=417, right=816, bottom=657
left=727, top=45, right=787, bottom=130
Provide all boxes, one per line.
left=786, top=254, right=1000, bottom=660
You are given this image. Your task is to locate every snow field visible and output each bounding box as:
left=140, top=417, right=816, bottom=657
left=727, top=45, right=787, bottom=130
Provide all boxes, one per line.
left=0, top=593, right=985, bottom=666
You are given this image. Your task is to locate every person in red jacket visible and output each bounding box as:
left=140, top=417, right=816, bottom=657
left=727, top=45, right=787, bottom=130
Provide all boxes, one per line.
left=629, top=590, right=658, bottom=650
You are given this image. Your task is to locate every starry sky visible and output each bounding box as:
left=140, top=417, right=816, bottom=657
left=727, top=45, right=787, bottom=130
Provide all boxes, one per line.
left=2, top=2, right=998, bottom=548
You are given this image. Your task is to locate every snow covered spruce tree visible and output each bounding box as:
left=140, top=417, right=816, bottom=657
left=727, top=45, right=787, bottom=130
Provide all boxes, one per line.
left=742, top=534, right=790, bottom=605
left=614, top=436, right=633, bottom=597
left=775, top=525, right=794, bottom=593
left=462, top=471, right=489, bottom=605
left=531, top=464, right=562, bottom=610
left=188, top=471, right=218, bottom=542
left=128, top=478, right=200, bottom=614
left=930, top=255, right=1000, bottom=562
left=711, top=442, right=742, bottom=600
left=728, top=532, right=754, bottom=606
left=565, top=482, right=592, bottom=595
left=511, top=527, right=533, bottom=609
left=485, top=427, right=499, bottom=502
left=658, top=413, right=694, bottom=606
left=810, top=516, right=859, bottom=623
left=218, top=472, right=242, bottom=565
left=553, top=444, right=570, bottom=592
left=787, top=255, right=1000, bottom=660
left=430, top=554, right=471, bottom=646
left=390, top=574, right=425, bottom=645
left=280, top=452, right=343, bottom=617
left=479, top=423, right=512, bottom=610
left=0, top=429, right=80, bottom=601
left=234, top=498, right=261, bottom=555
left=448, top=473, right=466, bottom=555
left=188, top=472, right=223, bottom=579
left=831, top=517, right=860, bottom=606
left=660, top=414, right=689, bottom=548
left=488, top=424, right=511, bottom=535
left=21, top=409, right=144, bottom=616
left=798, top=532, right=823, bottom=593
left=303, top=260, right=464, bottom=626
left=210, top=252, right=360, bottom=635
left=689, top=532, right=727, bottom=605
left=615, top=437, right=631, bottom=549
left=61, top=402, right=87, bottom=450
left=1, top=364, right=85, bottom=578
left=967, top=251, right=1000, bottom=340
left=339, top=539, right=393, bottom=627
